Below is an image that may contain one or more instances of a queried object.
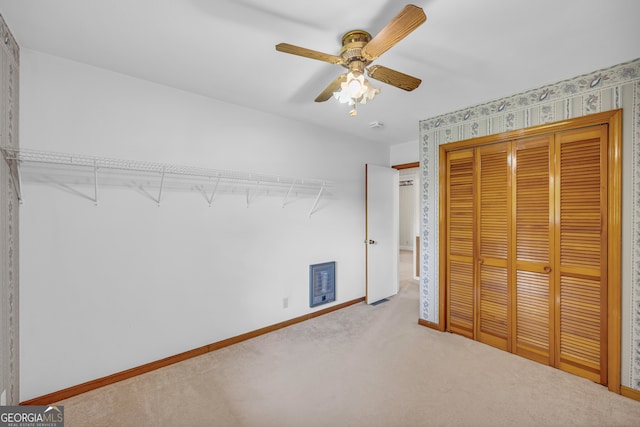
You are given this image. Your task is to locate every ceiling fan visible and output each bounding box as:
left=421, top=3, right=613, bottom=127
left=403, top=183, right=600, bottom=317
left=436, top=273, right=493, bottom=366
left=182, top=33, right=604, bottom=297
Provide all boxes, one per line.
left=275, top=4, right=426, bottom=115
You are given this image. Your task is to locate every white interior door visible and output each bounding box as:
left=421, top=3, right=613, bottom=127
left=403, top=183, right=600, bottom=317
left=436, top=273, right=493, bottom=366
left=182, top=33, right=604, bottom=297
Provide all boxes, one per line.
left=366, top=164, right=399, bottom=304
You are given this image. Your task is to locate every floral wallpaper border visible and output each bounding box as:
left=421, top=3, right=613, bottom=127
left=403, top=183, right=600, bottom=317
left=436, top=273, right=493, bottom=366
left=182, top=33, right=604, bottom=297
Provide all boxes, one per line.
left=419, top=58, right=640, bottom=389
left=0, top=13, right=19, bottom=405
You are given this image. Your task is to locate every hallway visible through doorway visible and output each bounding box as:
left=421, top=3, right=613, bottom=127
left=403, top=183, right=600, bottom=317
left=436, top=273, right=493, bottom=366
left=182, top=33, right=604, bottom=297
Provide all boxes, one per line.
left=399, top=249, right=419, bottom=303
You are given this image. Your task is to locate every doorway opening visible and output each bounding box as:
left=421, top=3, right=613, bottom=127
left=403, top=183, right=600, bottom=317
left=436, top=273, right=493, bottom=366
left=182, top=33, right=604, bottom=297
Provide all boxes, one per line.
left=394, top=162, right=420, bottom=292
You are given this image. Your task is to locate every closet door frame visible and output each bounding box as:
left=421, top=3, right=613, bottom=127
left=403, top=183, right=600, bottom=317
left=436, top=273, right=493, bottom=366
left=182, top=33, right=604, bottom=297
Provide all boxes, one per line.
left=437, top=109, right=622, bottom=393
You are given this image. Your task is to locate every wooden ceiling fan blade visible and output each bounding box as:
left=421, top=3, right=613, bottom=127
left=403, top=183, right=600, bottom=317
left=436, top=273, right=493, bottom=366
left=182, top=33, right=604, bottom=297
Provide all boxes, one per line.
left=367, top=65, right=421, bottom=91
left=361, top=4, right=426, bottom=62
left=315, top=74, right=347, bottom=102
left=276, top=43, right=344, bottom=65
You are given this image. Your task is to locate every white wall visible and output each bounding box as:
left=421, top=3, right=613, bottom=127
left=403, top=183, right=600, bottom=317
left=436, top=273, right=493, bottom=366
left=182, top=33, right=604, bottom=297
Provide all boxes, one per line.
left=390, top=140, right=418, bottom=166
left=18, top=50, right=389, bottom=401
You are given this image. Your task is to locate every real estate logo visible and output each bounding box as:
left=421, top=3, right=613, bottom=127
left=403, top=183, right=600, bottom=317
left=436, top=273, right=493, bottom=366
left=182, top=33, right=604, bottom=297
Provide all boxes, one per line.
left=0, top=405, right=64, bottom=427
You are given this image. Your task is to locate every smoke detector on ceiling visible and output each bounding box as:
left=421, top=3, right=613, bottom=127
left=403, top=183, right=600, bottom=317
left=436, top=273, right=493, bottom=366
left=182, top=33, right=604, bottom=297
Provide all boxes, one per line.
left=369, top=121, right=384, bottom=129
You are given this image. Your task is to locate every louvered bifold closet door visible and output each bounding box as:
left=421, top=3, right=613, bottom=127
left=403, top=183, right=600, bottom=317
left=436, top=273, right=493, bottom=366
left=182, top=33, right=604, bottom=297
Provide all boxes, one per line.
left=446, top=149, right=475, bottom=338
left=512, top=136, right=555, bottom=365
left=555, top=126, right=608, bottom=384
left=476, top=143, right=510, bottom=350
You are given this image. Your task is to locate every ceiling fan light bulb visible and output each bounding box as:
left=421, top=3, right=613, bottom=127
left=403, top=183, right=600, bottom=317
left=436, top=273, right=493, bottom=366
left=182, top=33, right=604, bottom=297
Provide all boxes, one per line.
left=336, top=89, right=352, bottom=104
left=347, top=79, right=365, bottom=98
left=345, top=71, right=366, bottom=97
left=364, top=85, right=380, bottom=102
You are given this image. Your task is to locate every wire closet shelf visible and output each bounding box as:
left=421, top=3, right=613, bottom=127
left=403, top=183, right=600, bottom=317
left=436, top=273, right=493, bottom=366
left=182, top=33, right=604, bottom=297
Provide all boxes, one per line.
left=0, top=147, right=332, bottom=216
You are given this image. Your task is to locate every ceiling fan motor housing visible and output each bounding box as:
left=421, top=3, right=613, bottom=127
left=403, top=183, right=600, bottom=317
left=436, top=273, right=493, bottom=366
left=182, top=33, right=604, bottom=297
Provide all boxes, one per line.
left=340, top=30, right=372, bottom=71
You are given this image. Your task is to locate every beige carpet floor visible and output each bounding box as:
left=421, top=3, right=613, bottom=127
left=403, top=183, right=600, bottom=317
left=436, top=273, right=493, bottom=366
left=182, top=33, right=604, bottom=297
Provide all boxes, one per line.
left=56, top=252, right=640, bottom=426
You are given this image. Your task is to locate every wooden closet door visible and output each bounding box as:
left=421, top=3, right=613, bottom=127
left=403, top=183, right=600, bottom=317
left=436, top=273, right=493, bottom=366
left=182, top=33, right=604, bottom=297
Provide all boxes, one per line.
left=446, top=149, right=475, bottom=338
left=512, top=136, right=555, bottom=365
left=555, top=126, right=608, bottom=384
left=476, top=143, right=510, bottom=350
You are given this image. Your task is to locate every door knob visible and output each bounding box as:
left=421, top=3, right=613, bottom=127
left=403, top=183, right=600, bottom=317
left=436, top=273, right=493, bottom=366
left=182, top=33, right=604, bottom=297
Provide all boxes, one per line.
left=544, top=266, right=552, bottom=273
left=367, top=239, right=376, bottom=245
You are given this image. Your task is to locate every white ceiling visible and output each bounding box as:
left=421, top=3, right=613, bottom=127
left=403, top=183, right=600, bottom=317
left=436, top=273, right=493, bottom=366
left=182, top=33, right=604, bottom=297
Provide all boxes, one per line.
left=0, top=0, right=638, bottom=146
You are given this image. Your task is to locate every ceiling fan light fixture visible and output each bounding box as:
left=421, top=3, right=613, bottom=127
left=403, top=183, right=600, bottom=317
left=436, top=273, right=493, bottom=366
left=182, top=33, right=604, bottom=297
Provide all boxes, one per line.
left=333, top=71, right=380, bottom=113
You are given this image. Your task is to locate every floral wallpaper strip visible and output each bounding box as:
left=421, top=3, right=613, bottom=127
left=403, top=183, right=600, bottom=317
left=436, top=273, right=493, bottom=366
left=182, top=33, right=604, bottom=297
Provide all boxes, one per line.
left=419, top=58, right=640, bottom=390
left=0, top=13, right=19, bottom=405
left=633, top=79, right=640, bottom=390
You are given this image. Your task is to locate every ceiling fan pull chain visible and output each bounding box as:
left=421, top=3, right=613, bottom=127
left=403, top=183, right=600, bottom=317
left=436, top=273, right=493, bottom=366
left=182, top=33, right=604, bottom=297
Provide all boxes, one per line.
left=350, top=101, right=358, bottom=117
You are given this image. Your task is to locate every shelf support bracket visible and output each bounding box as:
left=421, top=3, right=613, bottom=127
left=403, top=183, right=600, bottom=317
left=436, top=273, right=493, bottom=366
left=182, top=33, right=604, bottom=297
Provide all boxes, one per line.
left=14, top=159, right=22, bottom=204
left=308, top=182, right=325, bottom=218
left=282, top=183, right=295, bottom=208
left=206, top=177, right=221, bottom=207
left=157, top=167, right=166, bottom=206
left=1, top=148, right=22, bottom=203
left=246, top=181, right=261, bottom=208
left=93, top=160, right=99, bottom=206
